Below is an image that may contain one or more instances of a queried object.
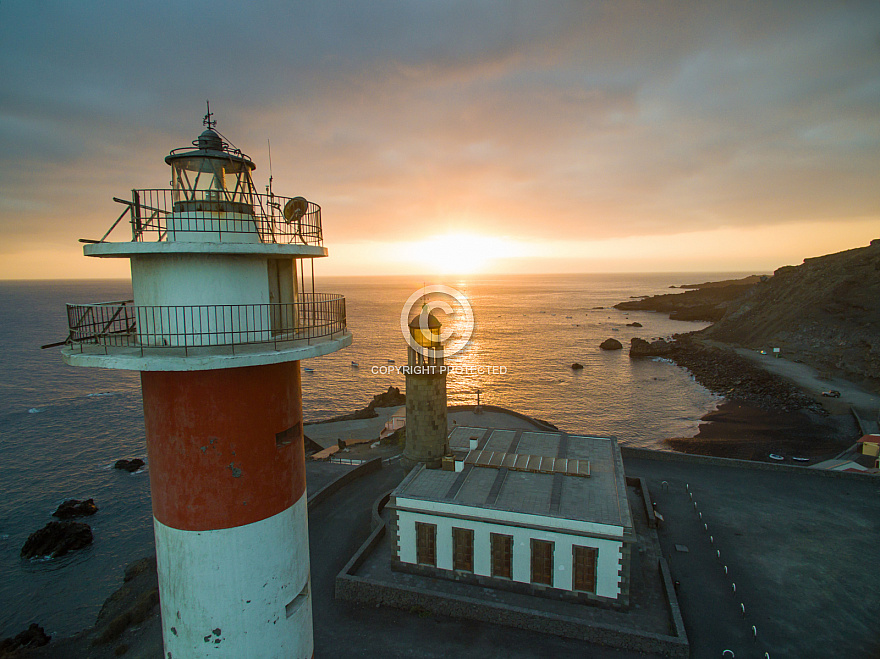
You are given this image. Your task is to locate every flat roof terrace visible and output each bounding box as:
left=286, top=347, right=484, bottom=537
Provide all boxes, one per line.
left=397, top=429, right=632, bottom=529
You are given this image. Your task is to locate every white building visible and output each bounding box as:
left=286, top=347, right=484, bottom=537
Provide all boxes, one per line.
left=388, top=427, right=633, bottom=606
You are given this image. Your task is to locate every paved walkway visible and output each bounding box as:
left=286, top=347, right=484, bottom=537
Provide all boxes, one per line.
left=448, top=409, right=553, bottom=431
left=304, top=406, right=402, bottom=449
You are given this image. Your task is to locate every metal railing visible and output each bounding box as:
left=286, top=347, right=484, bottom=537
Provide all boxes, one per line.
left=64, top=294, right=346, bottom=355
left=97, top=189, right=323, bottom=245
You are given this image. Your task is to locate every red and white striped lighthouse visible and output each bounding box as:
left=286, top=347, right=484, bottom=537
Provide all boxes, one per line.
left=61, top=110, right=350, bottom=658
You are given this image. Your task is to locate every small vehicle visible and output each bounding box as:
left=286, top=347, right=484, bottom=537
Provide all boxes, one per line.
left=822, top=390, right=841, bottom=398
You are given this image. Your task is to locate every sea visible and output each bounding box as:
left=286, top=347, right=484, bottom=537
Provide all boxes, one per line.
left=0, top=273, right=733, bottom=639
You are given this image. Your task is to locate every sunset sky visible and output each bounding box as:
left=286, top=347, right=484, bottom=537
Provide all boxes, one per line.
left=1, top=1, right=878, bottom=279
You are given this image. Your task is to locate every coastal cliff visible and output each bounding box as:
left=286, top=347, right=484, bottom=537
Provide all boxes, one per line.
left=619, top=240, right=880, bottom=393
left=701, top=240, right=880, bottom=392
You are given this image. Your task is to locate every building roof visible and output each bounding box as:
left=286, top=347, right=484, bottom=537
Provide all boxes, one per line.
left=856, top=434, right=880, bottom=444
left=393, top=427, right=633, bottom=530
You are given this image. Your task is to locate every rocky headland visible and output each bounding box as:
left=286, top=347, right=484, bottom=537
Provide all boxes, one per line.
left=614, top=274, right=765, bottom=321
left=623, top=240, right=880, bottom=459
left=700, top=240, right=880, bottom=391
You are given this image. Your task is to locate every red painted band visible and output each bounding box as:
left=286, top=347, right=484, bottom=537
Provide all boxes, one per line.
left=141, top=362, right=305, bottom=531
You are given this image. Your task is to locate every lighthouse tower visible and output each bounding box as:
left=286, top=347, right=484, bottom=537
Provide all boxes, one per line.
left=402, top=311, right=448, bottom=469
left=61, top=112, right=350, bottom=658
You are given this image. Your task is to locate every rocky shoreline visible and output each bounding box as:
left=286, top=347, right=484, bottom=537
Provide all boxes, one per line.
left=620, top=281, right=863, bottom=460
left=653, top=335, right=824, bottom=414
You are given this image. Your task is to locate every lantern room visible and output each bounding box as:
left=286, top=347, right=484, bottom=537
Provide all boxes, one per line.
left=165, top=126, right=256, bottom=210
left=409, top=311, right=442, bottom=350
left=408, top=310, right=444, bottom=369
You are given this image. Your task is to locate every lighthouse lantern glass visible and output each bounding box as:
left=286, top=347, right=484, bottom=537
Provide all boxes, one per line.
left=171, top=156, right=255, bottom=206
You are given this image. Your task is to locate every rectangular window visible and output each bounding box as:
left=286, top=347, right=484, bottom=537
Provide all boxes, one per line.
left=530, top=539, right=554, bottom=586
left=415, top=522, right=436, bottom=566
left=452, top=527, right=474, bottom=572
left=490, top=533, right=513, bottom=579
left=573, top=545, right=599, bottom=592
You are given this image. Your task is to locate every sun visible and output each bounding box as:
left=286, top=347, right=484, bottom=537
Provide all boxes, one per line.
left=399, top=232, right=525, bottom=274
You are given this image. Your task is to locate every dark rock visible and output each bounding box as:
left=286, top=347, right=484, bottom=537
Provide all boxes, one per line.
left=700, top=241, right=880, bottom=389
left=123, top=556, right=156, bottom=583
left=94, top=557, right=160, bottom=646
left=600, top=338, right=623, bottom=351
left=53, top=498, right=99, bottom=519
left=571, top=363, right=584, bottom=370
left=630, top=338, right=675, bottom=357
left=368, top=385, right=406, bottom=410
left=626, top=322, right=643, bottom=327
left=591, top=306, right=604, bottom=310
left=21, top=521, right=93, bottom=559
left=380, top=426, right=405, bottom=446
left=114, top=459, right=144, bottom=473
left=0, top=623, right=51, bottom=653
left=308, top=386, right=406, bottom=425
left=94, top=588, right=159, bottom=646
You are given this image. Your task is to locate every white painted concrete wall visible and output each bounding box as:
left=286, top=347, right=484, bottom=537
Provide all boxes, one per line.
left=167, top=211, right=261, bottom=244
left=153, top=498, right=313, bottom=659
left=131, top=254, right=275, bottom=347
left=396, top=505, right=623, bottom=599
left=131, top=254, right=272, bottom=308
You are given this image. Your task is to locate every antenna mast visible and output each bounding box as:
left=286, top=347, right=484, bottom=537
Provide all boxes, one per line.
left=267, top=139, right=274, bottom=197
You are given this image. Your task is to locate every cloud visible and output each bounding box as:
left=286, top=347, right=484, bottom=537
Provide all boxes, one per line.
left=0, top=1, right=878, bottom=276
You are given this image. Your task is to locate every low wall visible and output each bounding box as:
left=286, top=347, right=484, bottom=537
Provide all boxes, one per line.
left=336, top=563, right=687, bottom=658
left=658, top=557, right=688, bottom=647
left=621, top=445, right=876, bottom=480
left=625, top=476, right=657, bottom=529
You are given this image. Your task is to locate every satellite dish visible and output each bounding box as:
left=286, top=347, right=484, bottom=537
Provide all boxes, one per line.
left=283, top=197, right=308, bottom=222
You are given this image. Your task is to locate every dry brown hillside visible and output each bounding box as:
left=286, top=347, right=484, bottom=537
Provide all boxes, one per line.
left=700, top=239, right=880, bottom=391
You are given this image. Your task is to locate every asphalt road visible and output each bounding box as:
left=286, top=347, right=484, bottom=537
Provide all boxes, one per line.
left=625, top=456, right=880, bottom=659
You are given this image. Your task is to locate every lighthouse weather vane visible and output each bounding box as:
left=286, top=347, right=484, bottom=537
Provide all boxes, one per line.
left=204, top=100, right=216, bottom=129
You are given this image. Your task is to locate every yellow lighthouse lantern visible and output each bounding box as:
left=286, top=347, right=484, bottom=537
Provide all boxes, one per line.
left=409, top=309, right=442, bottom=351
